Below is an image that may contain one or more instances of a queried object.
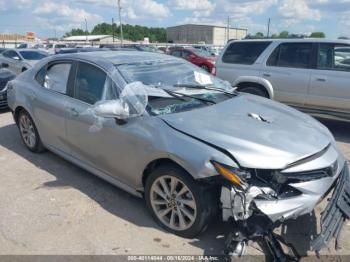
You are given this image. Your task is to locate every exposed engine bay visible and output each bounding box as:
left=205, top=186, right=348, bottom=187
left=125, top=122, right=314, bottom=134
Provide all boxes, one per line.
left=220, top=163, right=350, bottom=260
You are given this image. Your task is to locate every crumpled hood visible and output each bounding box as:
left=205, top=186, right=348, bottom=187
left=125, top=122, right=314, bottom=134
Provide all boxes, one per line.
left=160, top=94, right=333, bottom=170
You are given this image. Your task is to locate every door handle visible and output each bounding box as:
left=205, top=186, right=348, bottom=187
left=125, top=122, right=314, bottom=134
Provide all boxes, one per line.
left=263, top=73, right=271, bottom=77
left=316, top=78, right=326, bottom=82
left=1, top=63, right=8, bottom=68
left=69, top=108, right=79, bottom=117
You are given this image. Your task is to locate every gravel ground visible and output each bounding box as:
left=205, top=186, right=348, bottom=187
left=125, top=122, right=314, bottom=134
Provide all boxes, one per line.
left=0, top=109, right=349, bottom=259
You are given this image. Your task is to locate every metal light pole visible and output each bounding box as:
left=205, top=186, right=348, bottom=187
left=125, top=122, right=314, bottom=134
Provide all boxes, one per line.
left=267, top=18, right=271, bottom=38
left=85, top=18, right=88, bottom=45
left=118, top=0, right=123, bottom=45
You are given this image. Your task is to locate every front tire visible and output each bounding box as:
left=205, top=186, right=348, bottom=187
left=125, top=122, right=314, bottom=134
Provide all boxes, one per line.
left=145, top=164, right=213, bottom=238
left=18, top=110, right=45, bottom=153
left=200, top=65, right=210, bottom=72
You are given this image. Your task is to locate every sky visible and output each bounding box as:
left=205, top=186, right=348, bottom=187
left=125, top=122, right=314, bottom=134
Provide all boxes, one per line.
left=0, top=0, right=349, bottom=39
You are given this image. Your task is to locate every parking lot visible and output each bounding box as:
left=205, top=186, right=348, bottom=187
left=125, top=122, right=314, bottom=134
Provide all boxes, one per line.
left=0, top=108, right=349, bottom=258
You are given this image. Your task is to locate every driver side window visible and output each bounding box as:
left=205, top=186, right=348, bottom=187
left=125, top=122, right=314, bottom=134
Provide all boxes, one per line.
left=74, top=62, right=107, bottom=104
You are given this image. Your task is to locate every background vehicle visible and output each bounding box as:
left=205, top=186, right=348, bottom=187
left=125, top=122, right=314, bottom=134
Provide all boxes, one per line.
left=216, top=39, right=350, bottom=120
left=0, top=49, right=48, bottom=75
left=0, top=48, right=7, bottom=54
left=100, top=44, right=163, bottom=53
left=45, top=43, right=68, bottom=54
left=6, top=51, right=348, bottom=250
left=169, top=47, right=216, bottom=73
left=55, top=47, right=108, bottom=54
left=0, top=68, right=16, bottom=108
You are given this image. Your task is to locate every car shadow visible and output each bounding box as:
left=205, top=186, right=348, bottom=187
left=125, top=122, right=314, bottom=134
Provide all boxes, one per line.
left=0, top=108, right=10, bottom=114
left=316, top=117, right=350, bottom=144
left=0, top=122, right=226, bottom=255
left=0, top=121, right=337, bottom=257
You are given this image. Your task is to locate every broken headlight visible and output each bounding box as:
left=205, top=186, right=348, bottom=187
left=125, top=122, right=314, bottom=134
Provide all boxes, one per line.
left=211, top=161, right=250, bottom=191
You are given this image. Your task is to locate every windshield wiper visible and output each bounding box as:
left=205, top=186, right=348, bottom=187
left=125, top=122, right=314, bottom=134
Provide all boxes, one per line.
left=153, top=86, right=216, bottom=105
left=173, top=84, right=238, bottom=97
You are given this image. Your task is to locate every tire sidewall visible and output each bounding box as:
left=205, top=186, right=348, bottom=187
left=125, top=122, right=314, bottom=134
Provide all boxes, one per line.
left=18, top=110, right=42, bottom=152
left=145, top=165, right=211, bottom=238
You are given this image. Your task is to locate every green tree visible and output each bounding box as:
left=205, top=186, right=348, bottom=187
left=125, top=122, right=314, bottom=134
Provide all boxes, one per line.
left=279, top=31, right=289, bottom=38
left=255, top=32, right=264, bottom=38
left=64, top=28, right=87, bottom=37
left=310, top=32, right=326, bottom=38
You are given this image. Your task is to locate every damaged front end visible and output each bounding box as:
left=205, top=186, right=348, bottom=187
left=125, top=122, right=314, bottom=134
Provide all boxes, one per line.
left=217, top=159, right=350, bottom=260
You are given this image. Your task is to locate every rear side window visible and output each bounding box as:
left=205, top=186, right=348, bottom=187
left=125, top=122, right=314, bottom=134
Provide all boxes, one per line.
left=267, top=43, right=312, bottom=69
left=43, top=63, right=72, bottom=94
left=318, top=44, right=350, bottom=72
left=222, top=41, right=271, bottom=65
left=74, top=62, right=107, bottom=104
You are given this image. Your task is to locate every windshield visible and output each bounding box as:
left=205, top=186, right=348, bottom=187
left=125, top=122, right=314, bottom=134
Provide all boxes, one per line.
left=19, top=51, right=48, bottom=60
left=117, top=60, right=234, bottom=115
left=192, top=48, right=212, bottom=57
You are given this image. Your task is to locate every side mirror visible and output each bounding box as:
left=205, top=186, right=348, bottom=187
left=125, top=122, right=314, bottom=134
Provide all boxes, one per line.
left=92, top=100, right=130, bottom=120
left=13, top=56, right=21, bottom=61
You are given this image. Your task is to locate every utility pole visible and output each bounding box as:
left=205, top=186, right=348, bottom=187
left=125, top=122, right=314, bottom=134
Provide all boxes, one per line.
left=227, top=16, right=230, bottom=42
left=267, top=18, right=271, bottom=38
left=112, top=18, right=115, bottom=42
left=118, top=0, right=123, bottom=45
left=85, top=18, right=88, bottom=45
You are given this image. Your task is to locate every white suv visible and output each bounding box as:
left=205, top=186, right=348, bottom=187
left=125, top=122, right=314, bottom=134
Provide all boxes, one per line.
left=216, top=39, right=350, bottom=120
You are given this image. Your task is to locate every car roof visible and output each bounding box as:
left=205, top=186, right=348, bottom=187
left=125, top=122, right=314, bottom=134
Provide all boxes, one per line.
left=230, top=38, right=350, bottom=44
left=57, top=51, right=177, bottom=65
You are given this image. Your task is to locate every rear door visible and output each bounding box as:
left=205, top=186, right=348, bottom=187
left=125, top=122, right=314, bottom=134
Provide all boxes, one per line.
left=261, top=42, right=313, bottom=106
left=216, top=41, right=272, bottom=84
left=31, top=61, right=73, bottom=153
left=307, top=43, right=350, bottom=112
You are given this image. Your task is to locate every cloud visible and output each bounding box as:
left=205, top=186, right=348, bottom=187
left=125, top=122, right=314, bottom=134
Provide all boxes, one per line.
left=75, top=0, right=170, bottom=20
left=278, top=0, right=321, bottom=21
left=0, top=0, right=32, bottom=12
left=33, top=2, right=103, bottom=31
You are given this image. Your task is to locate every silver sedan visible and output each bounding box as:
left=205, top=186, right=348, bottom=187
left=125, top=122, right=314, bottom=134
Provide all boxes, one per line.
left=0, top=48, right=48, bottom=75
left=6, top=51, right=349, bottom=252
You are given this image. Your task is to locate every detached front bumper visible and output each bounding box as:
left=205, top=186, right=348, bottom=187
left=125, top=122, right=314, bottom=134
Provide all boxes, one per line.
left=311, top=164, right=350, bottom=251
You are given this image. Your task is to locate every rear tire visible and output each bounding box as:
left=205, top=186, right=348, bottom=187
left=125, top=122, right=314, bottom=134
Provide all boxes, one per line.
left=239, top=86, right=269, bottom=98
left=145, top=164, right=214, bottom=238
left=18, top=110, right=45, bottom=153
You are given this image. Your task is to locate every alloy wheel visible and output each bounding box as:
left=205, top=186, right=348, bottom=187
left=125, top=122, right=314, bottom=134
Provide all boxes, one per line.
left=19, top=113, right=36, bottom=149
left=150, top=175, right=197, bottom=231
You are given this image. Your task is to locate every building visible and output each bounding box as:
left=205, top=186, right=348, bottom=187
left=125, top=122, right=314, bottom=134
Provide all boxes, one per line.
left=166, top=24, right=247, bottom=46
left=63, top=35, right=134, bottom=45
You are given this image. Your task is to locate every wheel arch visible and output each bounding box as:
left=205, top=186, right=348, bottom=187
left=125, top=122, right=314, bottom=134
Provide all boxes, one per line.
left=14, top=106, right=26, bottom=125
left=233, top=76, right=274, bottom=99
left=141, top=158, right=192, bottom=189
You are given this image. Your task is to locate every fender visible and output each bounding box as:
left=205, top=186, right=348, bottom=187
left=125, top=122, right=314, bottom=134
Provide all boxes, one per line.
left=232, top=76, right=274, bottom=99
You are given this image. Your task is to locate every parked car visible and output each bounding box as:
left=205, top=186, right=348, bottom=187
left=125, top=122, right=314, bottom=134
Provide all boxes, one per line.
left=0, top=49, right=49, bottom=75
left=169, top=47, right=216, bottom=73
left=55, top=47, right=108, bottom=54
left=45, top=43, right=68, bottom=54
left=0, top=68, right=16, bottom=109
left=6, top=51, right=349, bottom=254
left=17, top=43, right=45, bottom=49
left=216, top=39, right=350, bottom=120
left=193, top=45, right=217, bottom=56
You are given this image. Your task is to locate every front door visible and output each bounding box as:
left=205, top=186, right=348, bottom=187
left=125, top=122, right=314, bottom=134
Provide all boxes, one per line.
left=65, top=61, right=137, bottom=187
